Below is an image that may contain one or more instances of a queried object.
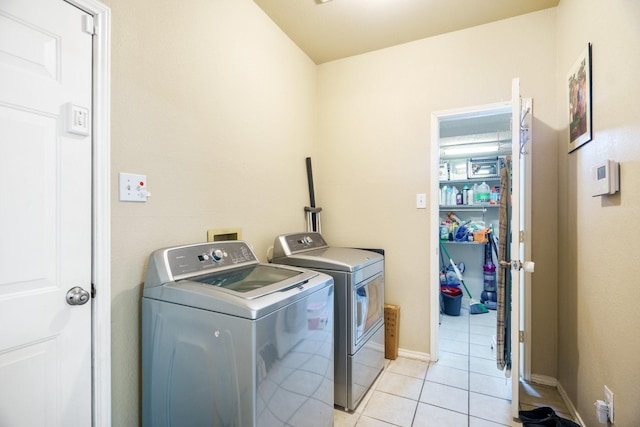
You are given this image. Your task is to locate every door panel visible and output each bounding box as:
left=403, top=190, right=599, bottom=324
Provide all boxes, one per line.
left=510, top=77, right=522, bottom=418
left=0, top=0, right=93, bottom=425
left=0, top=339, right=57, bottom=427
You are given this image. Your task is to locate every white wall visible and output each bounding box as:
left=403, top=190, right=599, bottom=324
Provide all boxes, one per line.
left=103, top=0, right=317, bottom=424
left=556, top=1, right=640, bottom=425
left=316, top=9, right=559, bottom=371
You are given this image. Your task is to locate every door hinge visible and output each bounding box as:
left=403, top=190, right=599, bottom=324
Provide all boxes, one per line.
left=519, top=230, right=525, bottom=243
left=519, top=330, right=525, bottom=343
left=82, top=14, right=96, bottom=35
left=91, top=283, right=96, bottom=298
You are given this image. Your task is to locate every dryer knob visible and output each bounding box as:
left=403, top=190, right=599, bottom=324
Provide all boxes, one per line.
left=211, top=249, right=224, bottom=261
left=304, top=236, right=313, bottom=245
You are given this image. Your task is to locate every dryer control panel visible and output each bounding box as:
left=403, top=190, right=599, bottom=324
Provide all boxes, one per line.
left=273, top=232, right=328, bottom=257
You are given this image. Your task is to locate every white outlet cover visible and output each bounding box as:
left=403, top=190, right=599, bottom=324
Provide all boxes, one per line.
left=119, top=172, right=148, bottom=202
left=604, top=385, right=614, bottom=423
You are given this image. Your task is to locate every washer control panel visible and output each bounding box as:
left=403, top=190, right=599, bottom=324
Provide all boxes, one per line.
left=167, top=241, right=258, bottom=278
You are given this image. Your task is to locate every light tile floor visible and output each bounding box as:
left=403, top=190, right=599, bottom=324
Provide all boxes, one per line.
left=334, top=302, right=576, bottom=426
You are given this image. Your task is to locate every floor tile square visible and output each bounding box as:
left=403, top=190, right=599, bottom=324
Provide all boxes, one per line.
left=469, top=372, right=512, bottom=400
left=469, top=342, right=495, bottom=360
left=334, top=409, right=359, bottom=427
left=469, top=392, right=513, bottom=426
left=361, top=390, right=418, bottom=427
left=377, top=371, right=424, bottom=400
left=469, top=356, right=504, bottom=378
left=420, top=380, right=469, bottom=414
left=412, top=402, right=469, bottom=427
left=440, top=337, right=470, bottom=356
left=386, top=357, right=429, bottom=379
left=355, top=415, right=398, bottom=426
left=426, top=363, right=469, bottom=390
left=436, top=350, right=469, bottom=370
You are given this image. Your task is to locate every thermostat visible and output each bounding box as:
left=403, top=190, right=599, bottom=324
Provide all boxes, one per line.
left=591, top=160, right=619, bottom=197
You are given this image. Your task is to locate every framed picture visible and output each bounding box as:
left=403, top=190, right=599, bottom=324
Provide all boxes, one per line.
left=567, top=43, right=592, bottom=152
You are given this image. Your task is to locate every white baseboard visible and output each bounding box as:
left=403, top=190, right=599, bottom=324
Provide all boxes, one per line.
left=397, top=348, right=431, bottom=362
left=529, top=373, right=557, bottom=387
left=557, top=381, right=586, bottom=427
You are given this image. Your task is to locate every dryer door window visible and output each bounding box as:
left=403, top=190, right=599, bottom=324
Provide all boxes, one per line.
left=353, top=273, right=384, bottom=347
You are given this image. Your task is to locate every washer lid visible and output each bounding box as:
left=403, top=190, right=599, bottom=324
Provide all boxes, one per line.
left=274, top=246, right=382, bottom=272
left=184, top=264, right=311, bottom=299
left=143, top=267, right=331, bottom=319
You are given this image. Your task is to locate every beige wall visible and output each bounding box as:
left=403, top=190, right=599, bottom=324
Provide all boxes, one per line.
left=556, top=0, right=640, bottom=425
left=103, top=0, right=317, bottom=425
left=103, top=0, right=640, bottom=424
left=316, top=9, right=559, bottom=374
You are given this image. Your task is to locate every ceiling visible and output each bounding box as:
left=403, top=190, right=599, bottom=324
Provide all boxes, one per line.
left=253, top=0, right=559, bottom=64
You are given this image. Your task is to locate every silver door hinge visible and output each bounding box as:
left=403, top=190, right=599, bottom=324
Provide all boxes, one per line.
left=519, top=230, right=525, bottom=243
left=82, top=14, right=96, bottom=35
left=519, top=331, right=525, bottom=343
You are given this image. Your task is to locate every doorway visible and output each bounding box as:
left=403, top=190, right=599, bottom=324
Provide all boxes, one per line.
left=434, top=104, right=515, bottom=417
left=429, top=84, right=533, bottom=418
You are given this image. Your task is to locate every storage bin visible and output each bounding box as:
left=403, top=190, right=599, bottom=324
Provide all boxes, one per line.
left=384, top=304, right=400, bottom=360
left=441, top=287, right=462, bottom=316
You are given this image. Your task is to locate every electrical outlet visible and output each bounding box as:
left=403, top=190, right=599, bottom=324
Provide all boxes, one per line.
left=604, top=385, right=614, bottom=423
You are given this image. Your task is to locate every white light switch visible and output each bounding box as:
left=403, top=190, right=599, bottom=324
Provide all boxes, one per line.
left=416, top=193, right=427, bottom=209
left=119, top=172, right=149, bottom=202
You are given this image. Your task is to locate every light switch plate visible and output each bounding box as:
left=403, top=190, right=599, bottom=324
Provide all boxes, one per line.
left=416, top=193, right=427, bottom=209
left=66, top=103, right=90, bottom=136
left=119, top=172, right=148, bottom=202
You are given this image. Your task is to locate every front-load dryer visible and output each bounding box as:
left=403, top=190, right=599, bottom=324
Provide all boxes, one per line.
left=272, top=232, right=385, bottom=411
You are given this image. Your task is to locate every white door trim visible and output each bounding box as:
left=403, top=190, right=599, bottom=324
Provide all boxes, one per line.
left=64, top=0, right=111, bottom=425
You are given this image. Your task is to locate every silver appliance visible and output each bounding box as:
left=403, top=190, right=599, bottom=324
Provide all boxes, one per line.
left=142, top=241, right=334, bottom=427
left=272, top=232, right=385, bottom=411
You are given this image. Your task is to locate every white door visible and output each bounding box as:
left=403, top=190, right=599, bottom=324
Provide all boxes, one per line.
left=0, top=0, right=93, bottom=425
left=508, top=77, right=534, bottom=418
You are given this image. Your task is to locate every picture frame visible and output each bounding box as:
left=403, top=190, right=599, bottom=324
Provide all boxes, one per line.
left=567, top=43, right=592, bottom=153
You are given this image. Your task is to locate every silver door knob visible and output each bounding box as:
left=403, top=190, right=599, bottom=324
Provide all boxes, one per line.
left=66, top=286, right=91, bottom=305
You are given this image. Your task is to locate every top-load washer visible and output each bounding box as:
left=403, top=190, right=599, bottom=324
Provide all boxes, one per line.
left=272, top=232, right=385, bottom=411
left=142, top=240, right=334, bottom=427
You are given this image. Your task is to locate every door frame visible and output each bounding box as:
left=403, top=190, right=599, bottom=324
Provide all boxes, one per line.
left=429, top=101, right=511, bottom=361
left=429, top=100, right=532, bottom=381
left=64, top=0, right=111, bottom=425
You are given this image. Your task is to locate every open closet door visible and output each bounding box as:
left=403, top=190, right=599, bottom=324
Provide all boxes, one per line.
left=506, top=77, right=534, bottom=419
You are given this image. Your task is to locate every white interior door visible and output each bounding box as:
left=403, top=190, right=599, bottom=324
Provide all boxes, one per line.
left=0, top=0, right=93, bottom=425
left=509, top=78, right=534, bottom=418
left=509, top=77, right=526, bottom=418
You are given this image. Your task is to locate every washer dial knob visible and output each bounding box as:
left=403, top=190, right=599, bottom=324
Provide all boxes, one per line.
left=211, top=249, right=224, bottom=261
left=303, top=236, right=313, bottom=245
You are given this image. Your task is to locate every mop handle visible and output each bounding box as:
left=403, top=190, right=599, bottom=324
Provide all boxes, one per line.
left=450, top=259, right=474, bottom=299
left=440, top=241, right=473, bottom=299
left=449, top=259, right=463, bottom=282
left=440, top=240, right=453, bottom=260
